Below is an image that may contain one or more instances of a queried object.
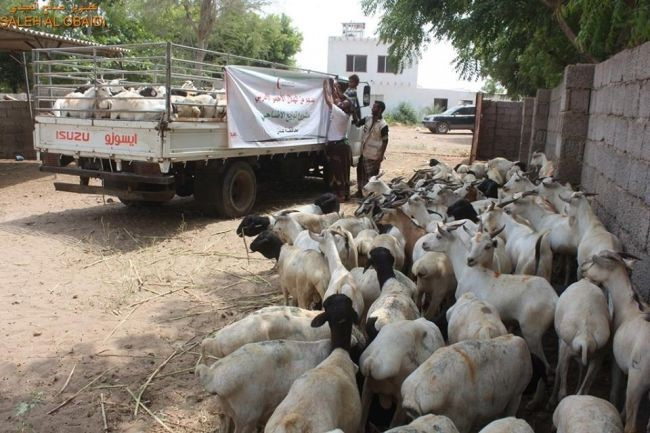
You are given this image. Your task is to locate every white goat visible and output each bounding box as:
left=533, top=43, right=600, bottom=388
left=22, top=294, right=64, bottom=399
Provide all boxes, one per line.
left=200, top=306, right=365, bottom=361
left=359, top=318, right=445, bottom=428
left=551, top=278, right=611, bottom=404
left=264, top=348, right=361, bottom=433
left=384, top=414, right=460, bottom=433
left=552, top=395, right=623, bottom=433
left=370, top=233, right=405, bottom=271
left=250, top=231, right=329, bottom=309
left=355, top=229, right=379, bottom=268
left=478, top=417, right=534, bottom=433
left=311, top=229, right=365, bottom=319
left=530, top=151, right=555, bottom=178
left=580, top=251, right=649, bottom=433
left=423, top=225, right=558, bottom=368
left=446, top=292, right=508, bottom=343
left=560, top=192, right=622, bottom=273
left=105, top=88, right=166, bottom=121
left=401, top=335, right=532, bottom=433
left=365, top=247, right=420, bottom=338
left=195, top=294, right=358, bottom=433
left=411, top=251, right=456, bottom=320
left=481, top=203, right=553, bottom=280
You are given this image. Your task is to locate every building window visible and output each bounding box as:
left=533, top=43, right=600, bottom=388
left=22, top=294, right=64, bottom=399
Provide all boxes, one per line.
left=460, top=99, right=473, bottom=106
left=377, top=55, right=397, bottom=74
left=434, top=98, right=448, bottom=112
left=346, top=55, right=367, bottom=72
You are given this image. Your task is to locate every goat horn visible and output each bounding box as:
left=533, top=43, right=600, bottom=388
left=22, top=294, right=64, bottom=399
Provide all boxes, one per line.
left=558, top=194, right=572, bottom=203
left=489, top=225, right=506, bottom=239
left=497, top=197, right=518, bottom=208
left=376, top=171, right=385, bottom=179
left=583, top=192, right=598, bottom=197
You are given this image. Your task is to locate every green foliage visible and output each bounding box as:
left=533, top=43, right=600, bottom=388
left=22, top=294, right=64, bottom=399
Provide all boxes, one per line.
left=480, top=78, right=506, bottom=96
left=0, top=0, right=303, bottom=91
left=420, top=102, right=445, bottom=116
left=388, top=102, right=418, bottom=124
left=362, top=0, right=650, bottom=96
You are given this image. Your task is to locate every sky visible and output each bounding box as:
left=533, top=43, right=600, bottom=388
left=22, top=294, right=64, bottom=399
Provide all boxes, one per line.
left=261, top=0, right=484, bottom=92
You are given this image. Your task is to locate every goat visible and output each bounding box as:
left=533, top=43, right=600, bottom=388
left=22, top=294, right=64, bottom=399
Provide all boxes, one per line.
left=411, top=251, right=456, bottom=320
left=552, top=395, right=623, bottom=433
left=355, top=229, right=379, bottom=268
left=446, top=292, right=508, bottom=343
left=580, top=251, right=648, bottom=433
left=530, top=151, right=555, bottom=178
left=464, top=224, right=513, bottom=274
left=560, top=192, right=622, bottom=275
left=364, top=247, right=419, bottom=339
left=477, top=178, right=500, bottom=199
left=384, top=414, right=460, bottom=433
left=422, top=224, right=558, bottom=369
left=447, top=198, right=479, bottom=223
left=550, top=278, right=611, bottom=405
left=195, top=294, right=359, bottom=433
left=375, top=207, right=426, bottom=266
left=104, top=88, right=166, bottom=121
left=250, top=231, right=329, bottom=309
left=310, top=229, right=365, bottom=319
left=481, top=203, right=553, bottom=280
left=478, top=417, right=534, bottom=433
left=264, top=295, right=361, bottom=433
left=200, top=305, right=366, bottom=361
left=359, top=318, right=445, bottom=429
left=401, top=335, right=533, bottom=433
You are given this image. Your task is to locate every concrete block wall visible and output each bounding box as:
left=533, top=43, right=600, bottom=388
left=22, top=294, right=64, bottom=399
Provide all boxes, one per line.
left=476, top=100, right=523, bottom=160
left=581, top=42, right=650, bottom=295
left=0, top=101, right=34, bottom=159
left=527, top=89, right=551, bottom=160
left=518, top=97, right=535, bottom=163
left=544, top=83, right=563, bottom=160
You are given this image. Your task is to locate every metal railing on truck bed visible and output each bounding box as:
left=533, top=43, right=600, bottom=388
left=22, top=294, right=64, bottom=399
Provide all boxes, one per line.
left=32, top=42, right=308, bottom=122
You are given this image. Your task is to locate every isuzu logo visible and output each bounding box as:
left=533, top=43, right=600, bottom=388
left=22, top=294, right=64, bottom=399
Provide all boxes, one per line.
left=56, top=130, right=89, bottom=141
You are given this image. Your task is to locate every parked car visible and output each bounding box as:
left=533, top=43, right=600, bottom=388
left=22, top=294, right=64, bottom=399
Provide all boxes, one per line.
left=422, top=105, right=476, bottom=133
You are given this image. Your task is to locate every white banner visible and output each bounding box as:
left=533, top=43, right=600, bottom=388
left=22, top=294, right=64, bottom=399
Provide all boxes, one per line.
left=225, top=66, right=330, bottom=148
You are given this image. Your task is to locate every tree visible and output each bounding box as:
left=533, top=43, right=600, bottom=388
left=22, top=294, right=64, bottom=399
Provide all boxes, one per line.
left=362, top=0, right=650, bottom=96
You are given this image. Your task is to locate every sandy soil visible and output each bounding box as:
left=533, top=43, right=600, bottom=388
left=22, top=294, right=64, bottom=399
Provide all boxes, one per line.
left=0, top=126, right=605, bottom=433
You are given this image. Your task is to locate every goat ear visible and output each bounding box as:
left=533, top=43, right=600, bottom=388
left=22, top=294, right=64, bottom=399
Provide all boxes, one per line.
left=311, top=311, right=329, bottom=328
left=618, top=252, right=640, bottom=271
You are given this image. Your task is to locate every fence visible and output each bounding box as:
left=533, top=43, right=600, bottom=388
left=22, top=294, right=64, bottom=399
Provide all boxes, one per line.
left=0, top=101, right=34, bottom=159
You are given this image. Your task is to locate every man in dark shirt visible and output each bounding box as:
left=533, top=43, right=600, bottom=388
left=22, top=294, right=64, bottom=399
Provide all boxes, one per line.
left=344, top=74, right=361, bottom=123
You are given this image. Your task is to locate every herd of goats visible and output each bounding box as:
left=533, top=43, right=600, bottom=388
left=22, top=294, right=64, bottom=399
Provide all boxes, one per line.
left=193, top=151, right=648, bottom=433
left=50, top=79, right=225, bottom=120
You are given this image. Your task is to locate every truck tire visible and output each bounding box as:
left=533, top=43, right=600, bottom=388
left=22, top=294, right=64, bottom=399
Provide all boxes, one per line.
left=195, top=161, right=256, bottom=218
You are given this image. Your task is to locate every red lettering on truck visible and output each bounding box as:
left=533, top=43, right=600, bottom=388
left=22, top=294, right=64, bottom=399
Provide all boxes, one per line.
left=56, top=130, right=90, bottom=141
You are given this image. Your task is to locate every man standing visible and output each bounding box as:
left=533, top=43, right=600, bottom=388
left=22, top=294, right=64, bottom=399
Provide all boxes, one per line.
left=355, top=101, right=389, bottom=197
left=323, top=78, right=352, bottom=201
left=344, top=74, right=361, bottom=123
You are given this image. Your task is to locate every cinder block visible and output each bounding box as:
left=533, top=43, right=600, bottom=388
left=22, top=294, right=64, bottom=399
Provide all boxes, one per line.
left=627, top=159, right=649, bottom=198
left=623, top=83, right=641, bottom=118
left=615, top=156, right=632, bottom=189
left=625, top=118, right=645, bottom=158
left=560, top=112, right=589, bottom=139
left=613, top=118, right=630, bottom=152
left=611, top=85, right=626, bottom=116
left=593, top=63, right=606, bottom=89
left=565, top=64, right=596, bottom=89
left=633, top=41, right=650, bottom=81
left=610, top=50, right=629, bottom=83
left=566, top=88, right=591, bottom=113
left=580, top=163, right=595, bottom=189
left=639, top=81, right=650, bottom=118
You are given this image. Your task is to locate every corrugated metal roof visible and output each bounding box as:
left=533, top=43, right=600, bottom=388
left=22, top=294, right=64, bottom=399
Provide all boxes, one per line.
left=0, top=24, right=102, bottom=52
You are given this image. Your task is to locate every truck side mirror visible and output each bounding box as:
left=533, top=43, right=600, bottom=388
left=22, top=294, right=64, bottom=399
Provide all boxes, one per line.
left=362, top=85, right=370, bottom=107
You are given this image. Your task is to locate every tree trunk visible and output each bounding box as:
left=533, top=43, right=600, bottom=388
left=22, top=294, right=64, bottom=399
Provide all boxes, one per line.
left=539, top=0, right=599, bottom=63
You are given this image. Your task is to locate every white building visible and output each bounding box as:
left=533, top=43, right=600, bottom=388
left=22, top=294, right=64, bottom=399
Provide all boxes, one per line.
left=327, top=22, right=475, bottom=116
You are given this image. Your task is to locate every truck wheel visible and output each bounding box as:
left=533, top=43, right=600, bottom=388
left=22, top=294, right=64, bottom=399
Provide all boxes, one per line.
left=436, top=122, right=450, bottom=134
left=195, top=161, right=256, bottom=218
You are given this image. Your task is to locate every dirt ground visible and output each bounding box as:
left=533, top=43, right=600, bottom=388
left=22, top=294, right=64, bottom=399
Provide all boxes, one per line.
left=0, top=126, right=617, bottom=433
